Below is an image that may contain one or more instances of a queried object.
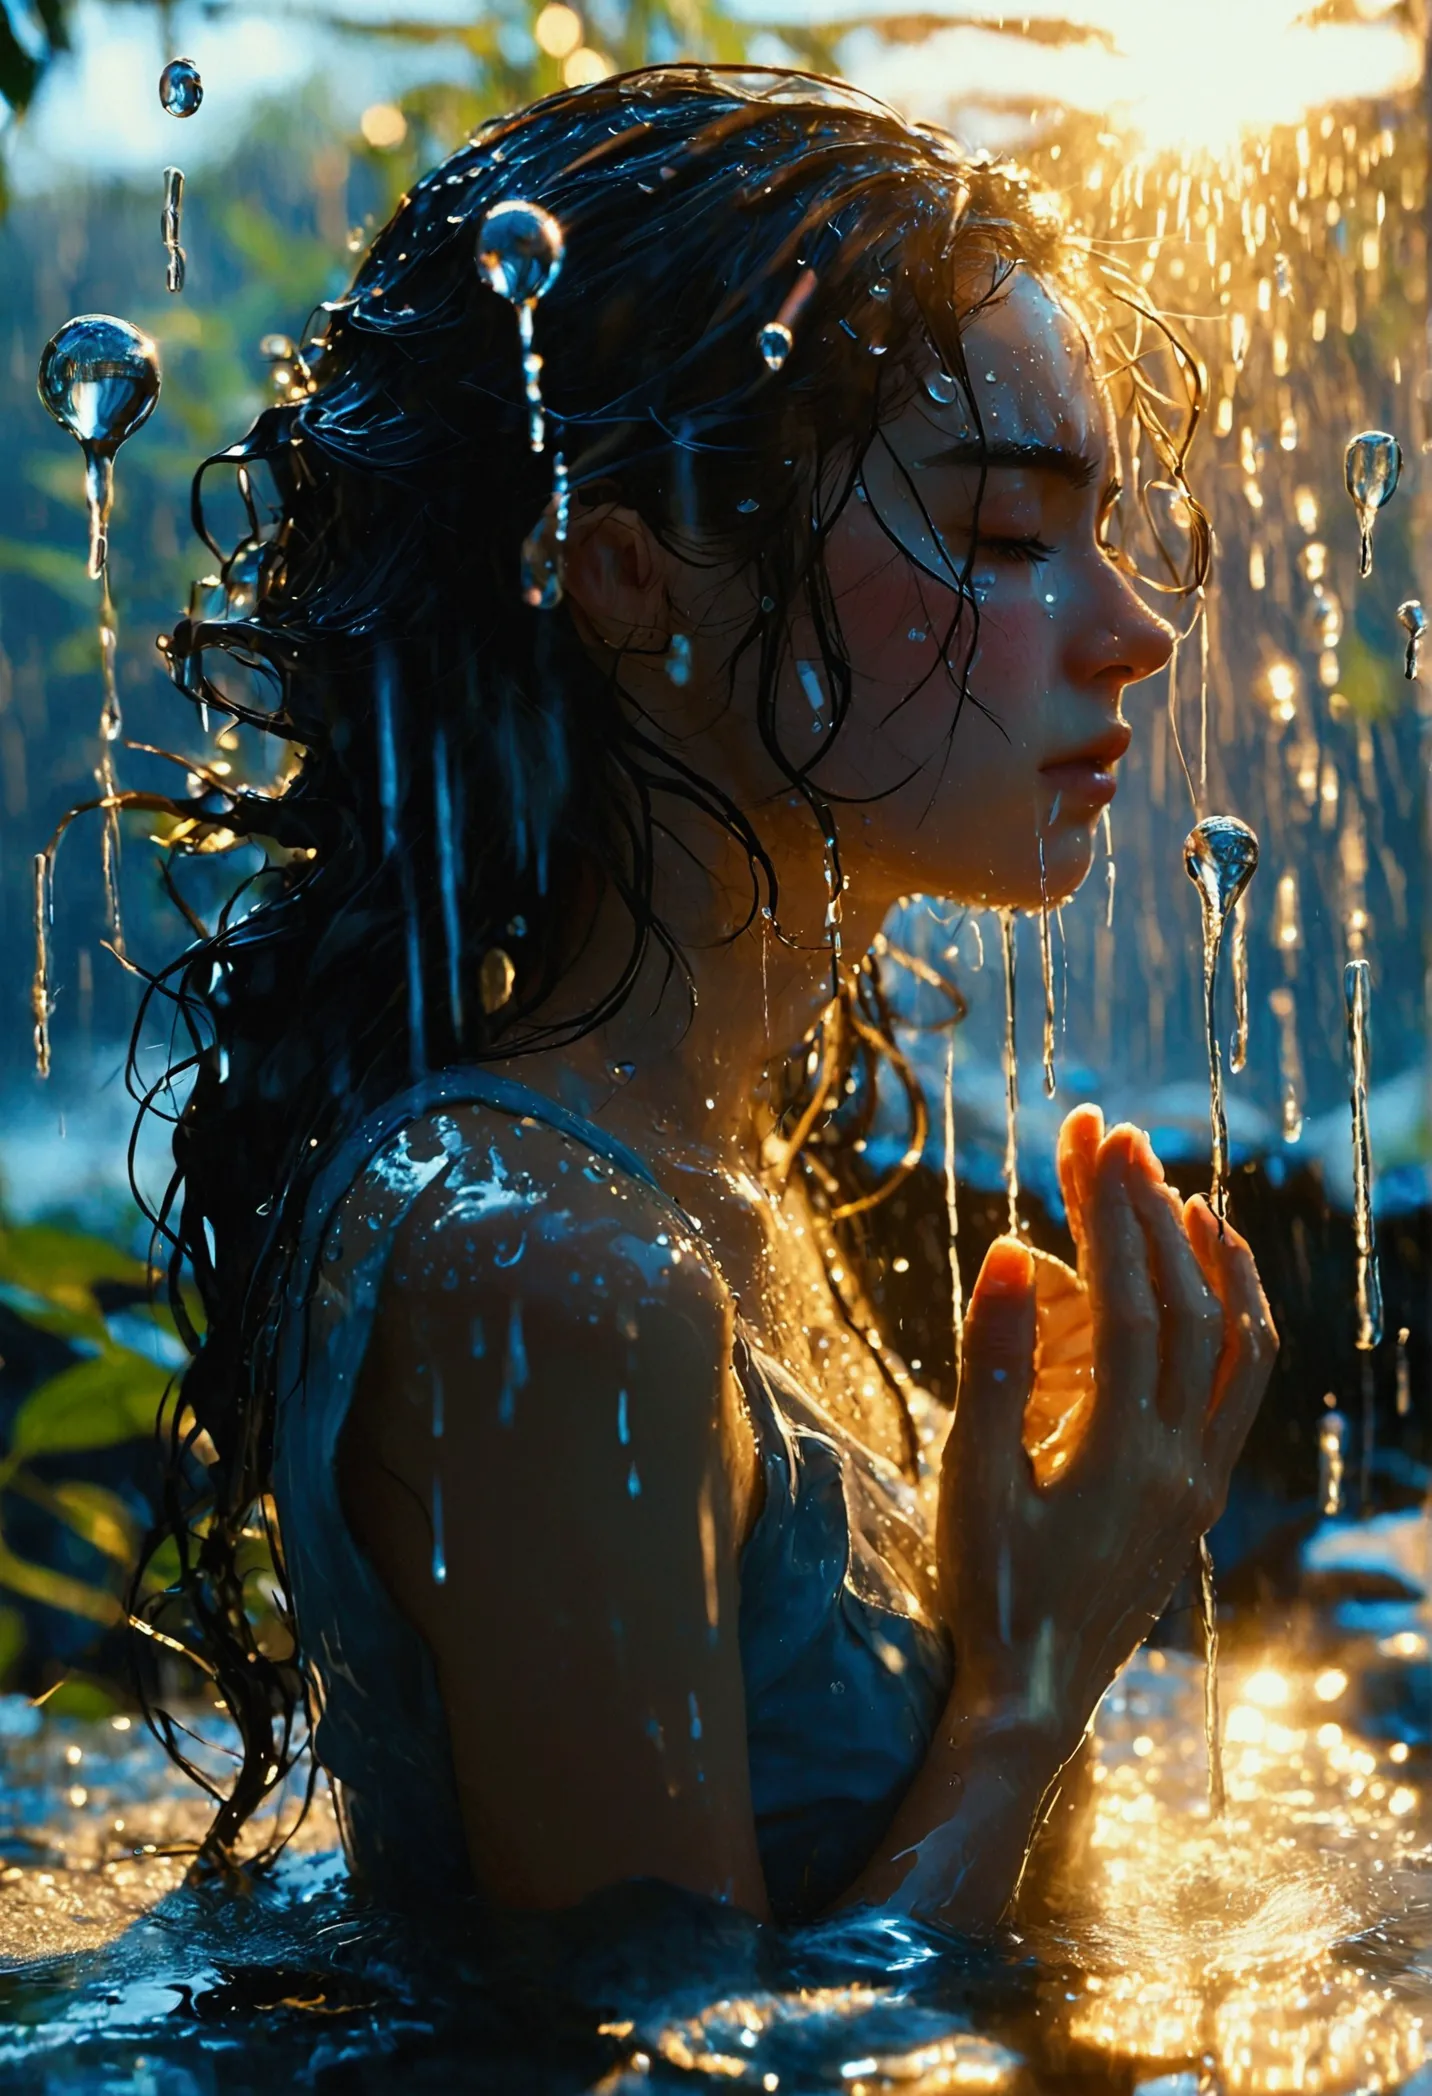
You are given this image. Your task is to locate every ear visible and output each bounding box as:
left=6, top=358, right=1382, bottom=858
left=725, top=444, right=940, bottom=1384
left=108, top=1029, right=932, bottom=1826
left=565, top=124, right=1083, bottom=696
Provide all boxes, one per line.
left=561, top=502, right=670, bottom=655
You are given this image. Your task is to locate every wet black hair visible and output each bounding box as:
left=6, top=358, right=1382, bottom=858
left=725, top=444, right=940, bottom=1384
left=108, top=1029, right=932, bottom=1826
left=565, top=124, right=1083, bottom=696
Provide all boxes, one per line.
left=116, top=63, right=1209, bottom=1867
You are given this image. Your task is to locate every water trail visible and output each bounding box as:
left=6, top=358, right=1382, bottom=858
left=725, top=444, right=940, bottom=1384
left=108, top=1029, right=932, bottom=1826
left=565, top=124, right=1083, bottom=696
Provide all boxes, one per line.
left=1396, top=1327, right=1411, bottom=1417
left=1101, top=806, right=1116, bottom=929
left=1198, top=587, right=1210, bottom=804
left=431, top=1473, right=447, bottom=1586
left=1319, top=1406, right=1348, bottom=1516
left=433, top=724, right=464, bottom=1036
left=96, top=569, right=123, bottom=947
left=30, top=853, right=52, bottom=1078
left=1268, top=986, right=1304, bottom=1143
left=943, top=1038, right=964, bottom=1390
left=1183, top=817, right=1260, bottom=1223
left=1343, top=429, right=1401, bottom=578
left=1197, top=1537, right=1225, bottom=1818
left=1037, top=841, right=1056, bottom=1098
left=997, top=908, right=1019, bottom=1236
left=375, top=658, right=426, bottom=1077
left=161, top=167, right=185, bottom=294
left=1229, top=895, right=1249, bottom=1076
left=1344, top=959, right=1383, bottom=1352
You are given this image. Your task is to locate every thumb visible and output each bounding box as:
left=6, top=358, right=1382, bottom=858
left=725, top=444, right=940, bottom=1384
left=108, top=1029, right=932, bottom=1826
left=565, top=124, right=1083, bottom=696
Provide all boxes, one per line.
left=948, top=1237, right=1036, bottom=1485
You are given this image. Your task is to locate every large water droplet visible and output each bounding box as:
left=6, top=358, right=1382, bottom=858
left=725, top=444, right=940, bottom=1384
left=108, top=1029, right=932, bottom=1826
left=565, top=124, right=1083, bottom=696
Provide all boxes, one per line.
left=757, top=321, right=792, bottom=372
left=159, top=56, right=203, bottom=118
left=1344, top=430, right=1401, bottom=578
left=37, top=315, right=161, bottom=580
left=1184, top=816, right=1260, bottom=1223
left=1397, top=598, right=1426, bottom=680
left=475, top=200, right=564, bottom=307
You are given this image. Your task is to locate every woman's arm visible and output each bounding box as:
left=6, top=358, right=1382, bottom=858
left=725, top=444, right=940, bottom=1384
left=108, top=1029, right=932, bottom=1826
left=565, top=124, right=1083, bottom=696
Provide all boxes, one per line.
left=338, top=1109, right=770, bottom=1915
left=844, top=1110, right=1276, bottom=1930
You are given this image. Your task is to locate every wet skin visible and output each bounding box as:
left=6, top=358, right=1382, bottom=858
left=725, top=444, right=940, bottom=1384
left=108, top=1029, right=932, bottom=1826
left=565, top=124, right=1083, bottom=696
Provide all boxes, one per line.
left=339, top=266, right=1277, bottom=1925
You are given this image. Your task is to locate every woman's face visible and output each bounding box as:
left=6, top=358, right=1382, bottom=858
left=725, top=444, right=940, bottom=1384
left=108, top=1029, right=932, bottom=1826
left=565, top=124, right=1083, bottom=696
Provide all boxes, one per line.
left=791, top=267, right=1176, bottom=914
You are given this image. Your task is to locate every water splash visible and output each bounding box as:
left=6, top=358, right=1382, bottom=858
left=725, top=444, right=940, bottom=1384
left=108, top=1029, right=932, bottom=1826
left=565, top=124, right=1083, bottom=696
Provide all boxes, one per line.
left=1197, top=1538, right=1224, bottom=1819
left=942, top=1038, right=963, bottom=1390
left=1344, top=959, right=1383, bottom=1352
left=1183, top=816, right=1260, bottom=1222
left=1229, top=895, right=1249, bottom=1076
left=997, top=909, right=1019, bottom=1236
left=158, top=56, right=203, bottom=116
left=161, top=167, right=185, bottom=293
left=1268, top=986, right=1304, bottom=1143
left=37, top=315, right=161, bottom=580
left=1318, top=1407, right=1348, bottom=1517
left=1397, top=598, right=1425, bottom=680
left=474, top=199, right=564, bottom=453
left=1343, top=429, right=1401, bottom=579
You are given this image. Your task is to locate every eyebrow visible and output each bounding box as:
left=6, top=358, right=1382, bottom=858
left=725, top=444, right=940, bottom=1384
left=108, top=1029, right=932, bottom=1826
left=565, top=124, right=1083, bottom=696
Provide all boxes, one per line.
left=924, top=439, right=1102, bottom=489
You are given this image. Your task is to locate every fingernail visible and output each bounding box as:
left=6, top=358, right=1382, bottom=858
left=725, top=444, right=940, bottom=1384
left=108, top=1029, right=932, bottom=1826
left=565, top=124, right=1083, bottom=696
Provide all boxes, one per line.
left=982, top=1238, right=1034, bottom=1296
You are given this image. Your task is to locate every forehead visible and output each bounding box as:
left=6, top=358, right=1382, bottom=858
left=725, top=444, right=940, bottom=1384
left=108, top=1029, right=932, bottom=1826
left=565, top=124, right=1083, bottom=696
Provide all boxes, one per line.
left=926, top=268, right=1109, bottom=459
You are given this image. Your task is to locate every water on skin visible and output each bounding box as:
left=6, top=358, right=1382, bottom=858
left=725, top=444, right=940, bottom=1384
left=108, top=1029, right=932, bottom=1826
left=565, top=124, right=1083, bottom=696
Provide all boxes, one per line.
left=997, top=908, right=1020, bottom=1236
left=1344, top=959, right=1383, bottom=1352
left=160, top=167, right=185, bottom=294
left=1183, top=815, right=1260, bottom=1225
left=1342, top=429, right=1401, bottom=578
left=1397, top=598, right=1425, bottom=680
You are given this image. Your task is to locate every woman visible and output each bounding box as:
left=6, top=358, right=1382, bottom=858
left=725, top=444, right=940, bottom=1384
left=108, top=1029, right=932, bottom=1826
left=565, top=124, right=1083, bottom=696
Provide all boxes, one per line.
left=140, top=64, right=1276, bottom=1930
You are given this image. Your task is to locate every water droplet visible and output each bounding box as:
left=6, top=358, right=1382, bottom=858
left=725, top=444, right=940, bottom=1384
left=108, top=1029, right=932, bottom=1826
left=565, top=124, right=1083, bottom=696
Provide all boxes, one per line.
left=37, top=315, right=161, bottom=579
left=160, top=167, right=185, bottom=294
left=1184, top=816, right=1260, bottom=1221
left=1344, top=429, right=1401, bottom=577
left=610, top=1061, right=636, bottom=1084
left=1397, top=598, right=1425, bottom=679
left=924, top=368, right=959, bottom=405
left=159, top=56, right=203, bottom=118
left=1319, top=1408, right=1347, bottom=1516
left=757, top=321, right=792, bottom=371
left=480, top=946, right=516, bottom=1014
left=1344, top=958, right=1383, bottom=1350
left=870, top=277, right=890, bottom=299
left=736, top=497, right=759, bottom=514
left=475, top=200, right=564, bottom=452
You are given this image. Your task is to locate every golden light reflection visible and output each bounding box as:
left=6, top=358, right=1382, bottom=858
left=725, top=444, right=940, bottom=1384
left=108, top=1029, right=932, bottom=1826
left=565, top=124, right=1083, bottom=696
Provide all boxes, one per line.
left=1034, top=1646, right=1430, bottom=2094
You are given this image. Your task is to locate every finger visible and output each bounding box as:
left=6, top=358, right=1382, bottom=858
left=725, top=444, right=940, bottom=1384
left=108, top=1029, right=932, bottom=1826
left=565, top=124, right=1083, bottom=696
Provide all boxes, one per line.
left=1056, top=1104, right=1104, bottom=1270
left=1124, top=1160, right=1224, bottom=1437
left=1080, top=1127, right=1159, bottom=1459
left=947, top=1237, right=1037, bottom=1494
left=1185, top=1198, right=1278, bottom=1483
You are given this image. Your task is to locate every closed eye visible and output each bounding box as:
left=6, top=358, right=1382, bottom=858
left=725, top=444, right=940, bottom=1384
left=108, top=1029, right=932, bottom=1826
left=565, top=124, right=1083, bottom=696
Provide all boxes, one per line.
left=978, top=534, right=1055, bottom=565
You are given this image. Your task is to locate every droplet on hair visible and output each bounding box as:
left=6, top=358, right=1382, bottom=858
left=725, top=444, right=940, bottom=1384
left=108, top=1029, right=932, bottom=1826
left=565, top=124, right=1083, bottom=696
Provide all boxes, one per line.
left=924, top=369, right=959, bottom=404
left=159, top=56, right=203, bottom=117
left=757, top=321, right=792, bottom=372
left=474, top=200, right=564, bottom=307
left=480, top=947, right=516, bottom=1013
left=736, top=497, right=759, bottom=514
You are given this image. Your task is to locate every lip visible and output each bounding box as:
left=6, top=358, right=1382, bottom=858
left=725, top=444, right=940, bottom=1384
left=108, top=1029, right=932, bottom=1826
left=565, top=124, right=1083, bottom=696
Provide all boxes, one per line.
left=1040, top=726, right=1132, bottom=809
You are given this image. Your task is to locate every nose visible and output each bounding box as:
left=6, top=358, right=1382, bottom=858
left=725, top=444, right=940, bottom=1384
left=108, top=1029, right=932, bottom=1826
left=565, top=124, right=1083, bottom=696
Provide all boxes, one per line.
left=1067, top=559, right=1176, bottom=692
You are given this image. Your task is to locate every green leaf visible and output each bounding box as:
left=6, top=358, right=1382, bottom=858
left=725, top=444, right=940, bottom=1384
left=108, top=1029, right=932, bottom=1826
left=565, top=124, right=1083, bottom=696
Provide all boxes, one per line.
left=39, top=1678, right=119, bottom=1721
left=0, top=1223, right=149, bottom=1301
left=0, top=535, right=92, bottom=607
left=10, top=1349, right=170, bottom=1459
left=0, top=1605, right=24, bottom=1685
left=49, top=1482, right=138, bottom=1565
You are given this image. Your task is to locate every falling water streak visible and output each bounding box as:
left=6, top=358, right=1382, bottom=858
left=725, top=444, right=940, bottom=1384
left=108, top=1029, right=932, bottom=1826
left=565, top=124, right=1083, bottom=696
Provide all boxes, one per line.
left=1101, top=806, right=1115, bottom=929
left=30, top=853, right=52, bottom=1078
left=96, top=568, right=123, bottom=948
left=433, top=725, right=463, bottom=1036
left=431, top=1473, right=447, bottom=1586
left=1037, top=843, right=1056, bottom=1098
left=1166, top=634, right=1198, bottom=813
left=1184, top=818, right=1260, bottom=1226
left=997, top=909, right=1019, bottom=1236
left=1319, top=1407, right=1348, bottom=1517
left=375, top=660, right=426, bottom=1079
left=1198, top=590, right=1210, bottom=805
left=942, top=1038, right=963, bottom=1391
left=1360, top=1353, right=1376, bottom=1520
left=1229, top=896, right=1249, bottom=1076
left=160, top=168, right=185, bottom=294
left=1344, top=959, right=1383, bottom=1352
left=1197, top=1536, right=1224, bottom=1819
left=1396, top=1327, right=1411, bottom=1417
left=1269, top=986, right=1304, bottom=1143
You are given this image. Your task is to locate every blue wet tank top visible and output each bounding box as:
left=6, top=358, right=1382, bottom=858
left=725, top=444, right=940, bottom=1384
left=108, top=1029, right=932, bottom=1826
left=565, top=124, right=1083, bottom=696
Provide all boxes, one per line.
left=272, top=1069, right=953, bottom=1922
